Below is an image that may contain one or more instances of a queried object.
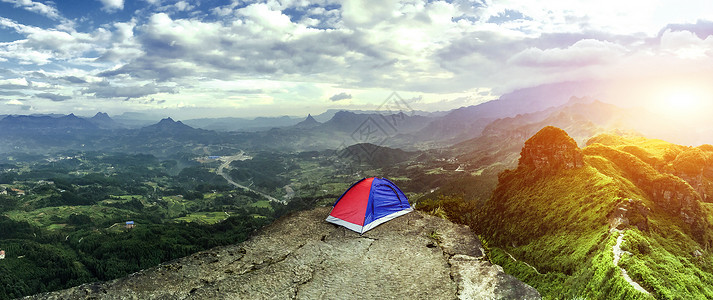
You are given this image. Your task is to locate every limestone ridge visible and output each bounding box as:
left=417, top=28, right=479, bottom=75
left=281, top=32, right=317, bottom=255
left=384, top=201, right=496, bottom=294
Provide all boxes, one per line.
left=24, top=207, right=540, bottom=300
left=518, top=126, right=584, bottom=171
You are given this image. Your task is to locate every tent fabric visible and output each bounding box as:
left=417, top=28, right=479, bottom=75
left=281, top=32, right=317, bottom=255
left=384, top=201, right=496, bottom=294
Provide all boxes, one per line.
left=326, top=177, right=412, bottom=234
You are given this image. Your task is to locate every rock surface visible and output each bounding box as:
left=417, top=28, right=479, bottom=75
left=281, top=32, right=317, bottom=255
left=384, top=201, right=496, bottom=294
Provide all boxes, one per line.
left=24, top=207, right=540, bottom=300
left=518, top=126, right=584, bottom=171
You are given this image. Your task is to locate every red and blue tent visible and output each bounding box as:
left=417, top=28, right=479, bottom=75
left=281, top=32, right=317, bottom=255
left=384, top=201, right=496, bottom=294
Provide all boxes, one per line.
left=326, top=177, right=412, bottom=234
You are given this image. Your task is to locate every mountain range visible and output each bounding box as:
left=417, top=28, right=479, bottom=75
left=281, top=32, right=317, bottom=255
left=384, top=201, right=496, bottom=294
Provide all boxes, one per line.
left=6, top=84, right=713, bottom=299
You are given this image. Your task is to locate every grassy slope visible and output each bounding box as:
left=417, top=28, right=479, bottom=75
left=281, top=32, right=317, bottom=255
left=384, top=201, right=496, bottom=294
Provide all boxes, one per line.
left=422, top=133, right=713, bottom=299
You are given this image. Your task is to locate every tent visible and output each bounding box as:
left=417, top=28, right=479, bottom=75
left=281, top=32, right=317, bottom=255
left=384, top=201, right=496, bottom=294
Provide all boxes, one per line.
left=326, top=177, right=413, bottom=234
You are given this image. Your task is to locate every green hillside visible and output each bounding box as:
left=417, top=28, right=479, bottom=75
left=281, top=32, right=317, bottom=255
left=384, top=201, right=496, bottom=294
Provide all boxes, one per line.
left=418, top=126, right=713, bottom=299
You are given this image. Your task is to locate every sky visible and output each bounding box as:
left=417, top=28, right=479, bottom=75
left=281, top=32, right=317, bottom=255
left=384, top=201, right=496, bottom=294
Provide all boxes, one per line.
left=2, top=0, right=713, bottom=119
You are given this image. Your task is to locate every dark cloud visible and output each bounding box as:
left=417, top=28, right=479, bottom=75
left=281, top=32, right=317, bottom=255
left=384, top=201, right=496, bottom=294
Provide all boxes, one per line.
left=0, top=90, right=26, bottom=96
left=657, top=19, right=713, bottom=39
left=98, top=57, right=198, bottom=81
left=36, top=92, right=71, bottom=101
left=233, top=89, right=263, bottom=94
left=98, top=13, right=391, bottom=87
left=29, top=71, right=48, bottom=78
left=61, top=76, right=87, bottom=84
left=82, top=81, right=177, bottom=99
left=329, top=92, right=352, bottom=101
left=487, top=9, right=531, bottom=24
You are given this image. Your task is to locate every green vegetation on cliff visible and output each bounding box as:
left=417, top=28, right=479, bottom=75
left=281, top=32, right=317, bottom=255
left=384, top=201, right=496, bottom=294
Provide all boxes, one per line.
left=418, top=127, right=713, bottom=299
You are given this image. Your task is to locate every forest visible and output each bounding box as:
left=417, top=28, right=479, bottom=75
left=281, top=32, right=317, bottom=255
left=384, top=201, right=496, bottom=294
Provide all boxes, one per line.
left=0, top=151, right=292, bottom=299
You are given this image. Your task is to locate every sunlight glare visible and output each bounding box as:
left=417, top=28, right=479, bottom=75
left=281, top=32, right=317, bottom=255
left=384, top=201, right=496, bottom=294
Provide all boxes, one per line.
left=655, top=88, right=706, bottom=121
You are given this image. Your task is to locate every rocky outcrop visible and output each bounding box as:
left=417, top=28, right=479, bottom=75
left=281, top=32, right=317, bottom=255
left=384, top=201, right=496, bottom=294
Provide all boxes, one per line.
left=25, top=207, right=540, bottom=300
left=518, top=126, right=584, bottom=171
left=608, top=198, right=651, bottom=232
left=671, top=147, right=712, bottom=203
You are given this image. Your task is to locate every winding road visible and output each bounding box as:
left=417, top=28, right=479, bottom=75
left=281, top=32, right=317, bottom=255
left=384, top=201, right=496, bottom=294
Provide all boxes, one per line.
left=216, top=152, right=286, bottom=205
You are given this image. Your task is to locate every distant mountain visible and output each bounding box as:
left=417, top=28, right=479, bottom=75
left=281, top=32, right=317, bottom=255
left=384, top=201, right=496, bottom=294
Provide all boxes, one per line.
left=0, top=114, right=102, bottom=153
left=0, top=113, right=98, bottom=131
left=312, top=108, right=445, bottom=123
left=133, top=118, right=216, bottom=141
left=293, top=114, right=321, bottom=129
left=322, top=111, right=432, bottom=136
left=411, top=81, right=606, bottom=145
left=183, top=116, right=300, bottom=132
left=88, top=112, right=123, bottom=129
left=90, top=112, right=111, bottom=122
left=142, top=117, right=194, bottom=132
left=415, top=98, right=645, bottom=205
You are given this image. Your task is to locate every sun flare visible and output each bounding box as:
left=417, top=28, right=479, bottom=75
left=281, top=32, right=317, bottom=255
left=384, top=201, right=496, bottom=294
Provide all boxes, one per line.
left=665, top=91, right=698, bottom=110
left=654, top=88, right=707, bottom=120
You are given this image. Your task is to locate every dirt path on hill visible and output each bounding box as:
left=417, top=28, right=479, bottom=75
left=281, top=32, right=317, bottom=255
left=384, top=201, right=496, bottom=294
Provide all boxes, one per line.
left=503, top=250, right=542, bottom=275
left=612, top=230, right=651, bottom=296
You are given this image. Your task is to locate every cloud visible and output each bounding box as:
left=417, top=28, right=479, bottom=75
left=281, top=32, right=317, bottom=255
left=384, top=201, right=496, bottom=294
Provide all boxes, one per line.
left=329, top=92, right=352, bottom=101
left=61, top=76, right=88, bottom=84
left=36, top=92, right=71, bottom=101
left=0, top=77, right=30, bottom=88
left=2, top=0, right=713, bottom=117
left=658, top=29, right=713, bottom=59
left=0, top=90, right=25, bottom=96
left=173, top=1, right=194, bottom=12
left=233, top=89, right=264, bottom=94
left=82, top=81, right=177, bottom=99
left=508, top=39, right=627, bottom=68
left=0, top=17, right=114, bottom=64
left=0, top=0, right=62, bottom=20
left=5, top=99, right=23, bottom=105
left=99, top=0, right=124, bottom=12
left=487, top=9, right=531, bottom=24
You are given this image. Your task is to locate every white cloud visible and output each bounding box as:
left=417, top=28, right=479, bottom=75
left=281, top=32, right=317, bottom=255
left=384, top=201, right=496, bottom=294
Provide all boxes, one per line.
left=174, top=1, right=192, bottom=11
left=659, top=29, right=713, bottom=59
left=508, top=39, right=627, bottom=68
left=0, top=0, right=62, bottom=19
left=0, top=77, right=30, bottom=88
left=237, top=3, right=294, bottom=33
left=99, top=0, right=124, bottom=13
left=5, top=99, right=24, bottom=105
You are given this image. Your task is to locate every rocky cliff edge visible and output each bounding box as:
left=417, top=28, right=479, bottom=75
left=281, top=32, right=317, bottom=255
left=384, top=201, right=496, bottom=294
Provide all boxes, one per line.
left=24, top=207, right=540, bottom=300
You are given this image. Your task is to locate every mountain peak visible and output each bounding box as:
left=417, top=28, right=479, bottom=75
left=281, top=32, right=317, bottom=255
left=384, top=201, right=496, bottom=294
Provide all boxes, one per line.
left=294, top=113, right=321, bottom=128
left=518, top=126, right=584, bottom=170
left=92, top=112, right=111, bottom=120
left=142, top=117, right=196, bottom=133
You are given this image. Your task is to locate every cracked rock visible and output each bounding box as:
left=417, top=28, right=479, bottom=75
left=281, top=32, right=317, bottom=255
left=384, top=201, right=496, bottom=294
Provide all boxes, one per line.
left=24, top=207, right=540, bottom=300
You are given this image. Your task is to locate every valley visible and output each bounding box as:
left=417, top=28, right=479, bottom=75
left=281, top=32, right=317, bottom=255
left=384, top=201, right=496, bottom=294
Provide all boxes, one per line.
left=1, top=96, right=712, bottom=299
